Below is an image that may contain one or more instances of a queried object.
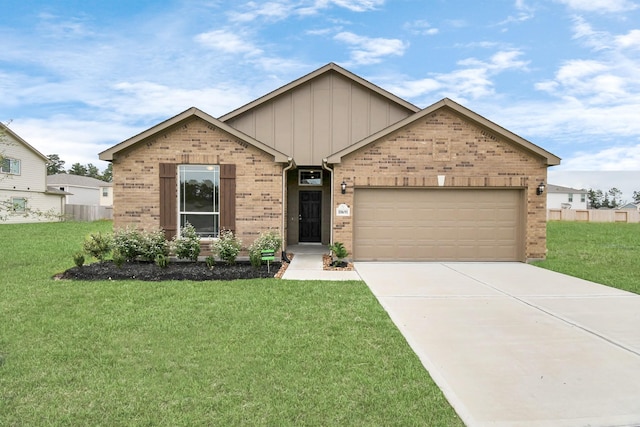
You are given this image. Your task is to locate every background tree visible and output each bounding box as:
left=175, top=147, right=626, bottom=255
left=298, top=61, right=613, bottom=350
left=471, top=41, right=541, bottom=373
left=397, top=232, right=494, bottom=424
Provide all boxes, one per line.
left=587, top=189, right=603, bottom=209
left=102, top=163, right=112, bottom=182
left=46, top=154, right=66, bottom=175
left=86, top=163, right=101, bottom=180
left=607, top=187, right=623, bottom=208
left=633, top=191, right=640, bottom=204
left=68, top=163, right=88, bottom=176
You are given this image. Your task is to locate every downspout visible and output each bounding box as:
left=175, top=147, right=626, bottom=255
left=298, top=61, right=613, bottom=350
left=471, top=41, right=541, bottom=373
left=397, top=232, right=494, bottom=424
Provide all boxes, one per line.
left=322, top=158, right=334, bottom=247
left=281, top=157, right=295, bottom=258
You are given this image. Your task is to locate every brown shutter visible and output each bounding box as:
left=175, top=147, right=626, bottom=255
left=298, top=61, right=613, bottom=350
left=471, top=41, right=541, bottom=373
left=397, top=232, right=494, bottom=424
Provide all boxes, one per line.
left=159, top=163, right=177, bottom=240
left=219, top=164, right=236, bottom=233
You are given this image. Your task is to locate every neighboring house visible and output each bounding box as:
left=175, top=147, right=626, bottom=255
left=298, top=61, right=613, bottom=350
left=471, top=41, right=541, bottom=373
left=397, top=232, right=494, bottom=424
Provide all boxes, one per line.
left=99, top=63, right=560, bottom=262
left=546, top=184, right=588, bottom=210
left=618, top=203, right=639, bottom=211
left=0, top=124, right=66, bottom=223
left=47, top=174, right=113, bottom=206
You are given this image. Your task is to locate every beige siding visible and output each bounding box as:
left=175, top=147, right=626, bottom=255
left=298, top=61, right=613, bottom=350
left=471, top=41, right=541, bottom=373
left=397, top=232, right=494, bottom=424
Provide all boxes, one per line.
left=0, top=134, right=48, bottom=193
left=225, top=71, right=414, bottom=165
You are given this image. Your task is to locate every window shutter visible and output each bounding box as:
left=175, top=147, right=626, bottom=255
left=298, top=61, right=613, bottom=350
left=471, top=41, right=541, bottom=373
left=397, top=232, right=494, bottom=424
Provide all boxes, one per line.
left=159, top=163, right=177, bottom=240
left=220, top=164, right=236, bottom=233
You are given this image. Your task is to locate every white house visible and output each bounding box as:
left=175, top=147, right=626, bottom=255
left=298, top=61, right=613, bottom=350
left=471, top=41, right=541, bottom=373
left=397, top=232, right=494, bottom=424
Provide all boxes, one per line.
left=547, top=184, right=588, bottom=210
left=0, top=124, right=66, bottom=223
left=47, top=174, right=113, bottom=207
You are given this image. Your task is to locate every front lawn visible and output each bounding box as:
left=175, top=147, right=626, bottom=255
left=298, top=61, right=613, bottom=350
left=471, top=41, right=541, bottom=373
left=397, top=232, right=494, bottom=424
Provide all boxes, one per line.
left=534, top=221, right=640, bottom=294
left=0, top=221, right=462, bottom=426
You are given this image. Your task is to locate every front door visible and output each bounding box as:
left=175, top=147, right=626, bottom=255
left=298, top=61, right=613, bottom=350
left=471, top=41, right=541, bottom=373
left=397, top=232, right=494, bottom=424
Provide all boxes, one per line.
left=299, top=191, right=322, bottom=242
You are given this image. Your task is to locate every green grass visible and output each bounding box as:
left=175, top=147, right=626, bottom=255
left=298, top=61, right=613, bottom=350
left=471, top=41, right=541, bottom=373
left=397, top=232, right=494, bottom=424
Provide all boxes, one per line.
left=0, top=221, right=462, bottom=426
left=534, top=221, right=640, bottom=294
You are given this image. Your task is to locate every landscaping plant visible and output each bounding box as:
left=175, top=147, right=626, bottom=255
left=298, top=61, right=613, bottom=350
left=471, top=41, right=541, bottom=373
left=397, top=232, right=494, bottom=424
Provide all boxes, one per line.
left=212, top=229, right=242, bottom=264
left=172, top=222, right=200, bottom=261
left=249, top=230, right=282, bottom=267
left=82, top=231, right=112, bottom=261
left=330, top=241, right=349, bottom=267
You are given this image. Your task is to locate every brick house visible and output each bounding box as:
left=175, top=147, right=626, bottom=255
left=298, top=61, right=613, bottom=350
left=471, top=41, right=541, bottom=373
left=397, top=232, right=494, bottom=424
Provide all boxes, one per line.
left=99, top=63, right=560, bottom=261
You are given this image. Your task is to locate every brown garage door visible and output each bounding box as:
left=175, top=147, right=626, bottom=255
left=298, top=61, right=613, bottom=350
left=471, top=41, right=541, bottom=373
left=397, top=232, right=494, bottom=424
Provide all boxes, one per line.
left=353, top=188, right=524, bottom=261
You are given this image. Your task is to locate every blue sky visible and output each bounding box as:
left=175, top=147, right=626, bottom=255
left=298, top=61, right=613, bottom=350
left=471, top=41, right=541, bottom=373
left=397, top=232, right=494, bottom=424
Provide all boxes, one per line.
left=1, top=0, right=639, bottom=196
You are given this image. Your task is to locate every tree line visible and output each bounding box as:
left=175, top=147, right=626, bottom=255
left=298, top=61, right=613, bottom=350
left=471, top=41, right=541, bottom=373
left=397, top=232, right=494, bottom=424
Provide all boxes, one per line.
left=587, top=188, right=640, bottom=209
left=46, top=154, right=112, bottom=182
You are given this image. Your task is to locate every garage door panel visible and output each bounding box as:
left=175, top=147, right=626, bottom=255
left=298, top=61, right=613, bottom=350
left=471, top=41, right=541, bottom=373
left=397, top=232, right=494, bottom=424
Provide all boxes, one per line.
left=354, top=189, right=523, bottom=261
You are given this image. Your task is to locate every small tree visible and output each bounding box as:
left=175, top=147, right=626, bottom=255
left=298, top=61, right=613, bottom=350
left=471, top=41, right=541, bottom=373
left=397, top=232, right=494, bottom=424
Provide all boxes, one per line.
left=82, top=232, right=113, bottom=262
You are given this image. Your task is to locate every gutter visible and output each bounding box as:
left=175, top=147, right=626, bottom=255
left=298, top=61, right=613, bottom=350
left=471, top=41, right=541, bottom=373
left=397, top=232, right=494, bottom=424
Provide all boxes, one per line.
left=281, top=157, right=295, bottom=258
left=322, top=158, right=334, bottom=247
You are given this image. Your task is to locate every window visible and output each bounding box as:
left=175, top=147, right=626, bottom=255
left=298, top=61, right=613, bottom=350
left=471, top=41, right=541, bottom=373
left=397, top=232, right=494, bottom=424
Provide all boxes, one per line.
left=568, top=193, right=573, bottom=202
left=12, top=197, right=26, bottom=212
left=102, top=188, right=109, bottom=197
left=178, top=165, right=219, bottom=238
left=1, top=158, right=21, bottom=175
left=581, top=194, right=586, bottom=203
left=299, top=170, right=322, bottom=186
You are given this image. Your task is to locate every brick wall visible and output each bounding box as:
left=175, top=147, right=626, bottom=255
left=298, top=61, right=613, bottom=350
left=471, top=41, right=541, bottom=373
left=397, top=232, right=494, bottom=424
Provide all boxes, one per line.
left=333, top=108, right=549, bottom=260
left=112, top=117, right=284, bottom=253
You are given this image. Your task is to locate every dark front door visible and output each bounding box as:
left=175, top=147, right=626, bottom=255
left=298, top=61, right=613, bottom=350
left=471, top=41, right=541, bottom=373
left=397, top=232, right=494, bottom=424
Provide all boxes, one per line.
left=299, top=191, right=322, bottom=242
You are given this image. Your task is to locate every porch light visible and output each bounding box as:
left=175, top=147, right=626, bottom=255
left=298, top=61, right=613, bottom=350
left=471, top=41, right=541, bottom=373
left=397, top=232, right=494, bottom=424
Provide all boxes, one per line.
left=341, top=181, right=347, bottom=194
left=536, top=181, right=545, bottom=196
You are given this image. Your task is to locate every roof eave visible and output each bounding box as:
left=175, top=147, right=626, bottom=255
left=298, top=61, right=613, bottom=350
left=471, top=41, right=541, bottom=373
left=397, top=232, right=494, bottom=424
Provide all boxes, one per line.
left=218, top=62, right=420, bottom=123
left=326, top=98, right=561, bottom=166
left=1, top=123, right=49, bottom=162
left=99, top=108, right=290, bottom=163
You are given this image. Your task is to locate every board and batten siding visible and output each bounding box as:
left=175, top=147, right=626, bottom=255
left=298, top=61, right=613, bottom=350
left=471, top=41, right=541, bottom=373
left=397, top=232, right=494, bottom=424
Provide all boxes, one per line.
left=224, top=71, right=413, bottom=165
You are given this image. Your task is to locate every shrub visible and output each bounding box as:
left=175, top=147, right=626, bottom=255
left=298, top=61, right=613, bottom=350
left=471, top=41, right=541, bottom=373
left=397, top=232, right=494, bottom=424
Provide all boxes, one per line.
left=205, top=255, right=215, bottom=269
left=172, top=222, right=200, bottom=261
left=155, top=254, right=169, bottom=268
left=82, top=232, right=112, bottom=261
left=249, top=231, right=282, bottom=267
left=73, top=252, right=85, bottom=267
left=213, top=229, right=242, bottom=264
left=140, top=229, right=169, bottom=261
left=112, top=249, right=125, bottom=268
left=113, top=227, right=169, bottom=262
left=330, top=242, right=349, bottom=261
left=113, top=227, right=144, bottom=261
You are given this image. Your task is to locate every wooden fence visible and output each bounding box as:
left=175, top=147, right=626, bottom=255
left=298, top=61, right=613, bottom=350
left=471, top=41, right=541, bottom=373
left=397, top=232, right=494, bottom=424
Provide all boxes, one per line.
left=548, top=209, right=640, bottom=223
left=65, top=204, right=113, bottom=222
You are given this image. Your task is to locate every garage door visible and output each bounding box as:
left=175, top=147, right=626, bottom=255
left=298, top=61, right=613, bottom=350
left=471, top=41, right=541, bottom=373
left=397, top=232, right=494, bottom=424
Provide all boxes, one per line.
left=354, top=189, right=523, bottom=261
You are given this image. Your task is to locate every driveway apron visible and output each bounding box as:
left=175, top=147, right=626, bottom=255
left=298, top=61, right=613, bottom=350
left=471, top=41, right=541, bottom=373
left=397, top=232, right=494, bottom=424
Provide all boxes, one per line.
left=355, top=262, right=640, bottom=427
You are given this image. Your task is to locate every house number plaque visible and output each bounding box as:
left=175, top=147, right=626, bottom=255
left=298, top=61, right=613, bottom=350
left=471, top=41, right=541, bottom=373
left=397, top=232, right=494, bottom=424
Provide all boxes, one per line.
left=336, top=203, right=351, bottom=217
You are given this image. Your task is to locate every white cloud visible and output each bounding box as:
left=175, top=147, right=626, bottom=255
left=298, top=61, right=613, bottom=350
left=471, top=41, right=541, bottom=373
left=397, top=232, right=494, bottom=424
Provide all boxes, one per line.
left=389, top=50, right=528, bottom=101
left=616, top=29, right=640, bottom=49
left=334, top=31, right=407, bottom=65
left=195, top=29, right=263, bottom=55
left=229, top=0, right=384, bottom=22
left=403, top=20, right=439, bottom=36
left=555, top=0, right=638, bottom=12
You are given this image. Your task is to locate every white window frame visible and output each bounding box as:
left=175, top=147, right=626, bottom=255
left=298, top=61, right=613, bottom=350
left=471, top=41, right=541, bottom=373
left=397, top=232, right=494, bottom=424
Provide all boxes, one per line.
left=568, top=193, right=573, bottom=202
left=178, top=165, right=220, bottom=238
left=102, top=188, right=109, bottom=197
left=299, top=169, right=323, bottom=186
left=1, top=158, right=21, bottom=175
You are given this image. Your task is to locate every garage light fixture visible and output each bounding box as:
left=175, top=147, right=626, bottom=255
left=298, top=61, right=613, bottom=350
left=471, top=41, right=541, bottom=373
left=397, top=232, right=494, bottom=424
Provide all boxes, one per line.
left=341, top=181, right=347, bottom=194
left=536, top=181, right=545, bottom=196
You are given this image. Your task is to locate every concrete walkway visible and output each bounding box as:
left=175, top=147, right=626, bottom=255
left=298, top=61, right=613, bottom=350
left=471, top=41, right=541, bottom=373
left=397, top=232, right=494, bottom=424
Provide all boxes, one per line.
left=356, top=262, right=640, bottom=427
left=280, top=244, right=361, bottom=281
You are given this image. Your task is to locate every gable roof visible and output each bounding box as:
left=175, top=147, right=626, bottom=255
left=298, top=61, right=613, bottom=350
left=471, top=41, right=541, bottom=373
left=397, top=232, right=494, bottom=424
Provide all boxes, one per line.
left=219, top=62, right=420, bottom=123
left=547, top=184, right=587, bottom=194
left=99, top=107, right=290, bottom=163
left=325, top=98, right=561, bottom=166
left=1, top=123, right=48, bottom=162
left=47, top=173, right=111, bottom=187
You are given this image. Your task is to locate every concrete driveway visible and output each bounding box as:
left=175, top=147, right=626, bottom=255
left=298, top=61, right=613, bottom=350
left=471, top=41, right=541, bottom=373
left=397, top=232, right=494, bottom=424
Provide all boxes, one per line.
left=355, top=262, right=640, bottom=427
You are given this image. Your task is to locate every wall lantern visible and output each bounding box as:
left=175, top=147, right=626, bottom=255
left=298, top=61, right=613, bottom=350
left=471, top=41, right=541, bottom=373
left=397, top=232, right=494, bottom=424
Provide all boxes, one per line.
left=536, top=181, right=546, bottom=196
left=341, top=181, right=347, bottom=194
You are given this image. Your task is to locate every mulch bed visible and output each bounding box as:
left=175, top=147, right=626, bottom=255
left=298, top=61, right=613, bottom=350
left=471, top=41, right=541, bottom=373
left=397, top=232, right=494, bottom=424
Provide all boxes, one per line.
left=55, top=259, right=289, bottom=282
left=323, top=254, right=354, bottom=271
